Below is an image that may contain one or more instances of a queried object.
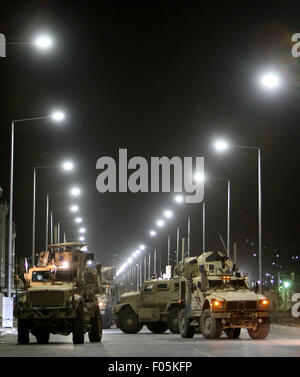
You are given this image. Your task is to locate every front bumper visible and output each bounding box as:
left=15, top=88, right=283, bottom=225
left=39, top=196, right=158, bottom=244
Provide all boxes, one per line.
left=212, top=311, right=269, bottom=328
left=16, top=306, right=76, bottom=320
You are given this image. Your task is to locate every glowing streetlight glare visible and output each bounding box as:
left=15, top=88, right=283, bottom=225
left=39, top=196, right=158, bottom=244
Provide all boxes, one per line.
left=139, top=244, right=145, bottom=250
left=79, top=227, right=86, bottom=234
left=51, top=111, right=65, bottom=122
left=128, top=257, right=133, bottom=264
left=75, top=217, right=82, bottom=224
left=79, top=236, right=85, bottom=241
left=70, top=187, right=80, bottom=196
left=62, top=161, right=74, bottom=171
left=214, top=140, right=228, bottom=152
left=164, top=210, right=173, bottom=218
left=157, top=219, right=165, bottom=227
left=70, top=205, right=79, bottom=213
left=175, top=195, right=184, bottom=203
left=150, top=230, right=156, bottom=237
left=260, top=72, right=280, bottom=89
left=194, top=172, right=205, bottom=183
left=34, top=35, right=53, bottom=49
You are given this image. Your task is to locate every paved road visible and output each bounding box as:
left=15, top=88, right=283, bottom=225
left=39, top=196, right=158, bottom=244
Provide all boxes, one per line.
left=0, top=326, right=299, bottom=357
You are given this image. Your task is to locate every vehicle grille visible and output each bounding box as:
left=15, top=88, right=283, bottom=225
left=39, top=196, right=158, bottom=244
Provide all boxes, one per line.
left=29, top=291, right=64, bottom=307
left=226, top=301, right=257, bottom=311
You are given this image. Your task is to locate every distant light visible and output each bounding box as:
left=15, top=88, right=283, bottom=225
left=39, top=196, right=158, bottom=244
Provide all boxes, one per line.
left=79, top=227, right=86, bottom=234
left=62, top=261, right=69, bottom=269
left=70, top=205, right=79, bottom=213
left=79, top=236, right=85, bottom=241
left=135, top=249, right=141, bottom=255
left=253, top=253, right=257, bottom=257
left=260, top=72, right=280, bottom=90
left=283, top=281, right=290, bottom=288
left=271, top=280, right=274, bottom=284
left=75, top=217, right=82, bottom=224
left=70, top=187, right=80, bottom=196
left=51, top=111, right=65, bottom=122
left=175, top=195, right=184, bottom=203
left=272, top=262, right=275, bottom=265
left=156, top=219, right=165, bottom=227
left=276, top=254, right=280, bottom=258
left=214, top=140, right=228, bottom=152
left=87, top=260, right=93, bottom=266
left=34, top=35, right=53, bottom=49
left=128, top=257, right=133, bottom=264
left=150, top=230, right=157, bottom=237
left=139, top=245, right=145, bottom=250
left=194, top=172, right=205, bottom=183
left=62, top=161, right=74, bottom=171
left=164, top=210, right=173, bottom=218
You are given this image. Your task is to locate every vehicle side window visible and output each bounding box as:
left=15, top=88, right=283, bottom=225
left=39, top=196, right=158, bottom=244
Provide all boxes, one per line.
left=175, top=283, right=179, bottom=290
left=144, top=285, right=153, bottom=293
left=197, top=281, right=201, bottom=290
left=157, top=283, right=168, bottom=290
left=209, top=264, right=214, bottom=271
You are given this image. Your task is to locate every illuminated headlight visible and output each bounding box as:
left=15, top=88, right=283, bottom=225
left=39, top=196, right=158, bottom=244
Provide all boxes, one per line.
left=98, top=300, right=107, bottom=308
left=62, top=261, right=69, bottom=269
left=258, top=299, right=270, bottom=309
left=212, top=299, right=224, bottom=310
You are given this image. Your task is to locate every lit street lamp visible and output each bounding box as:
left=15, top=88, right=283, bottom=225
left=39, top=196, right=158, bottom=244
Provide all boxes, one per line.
left=214, top=139, right=263, bottom=292
left=8, top=112, right=65, bottom=298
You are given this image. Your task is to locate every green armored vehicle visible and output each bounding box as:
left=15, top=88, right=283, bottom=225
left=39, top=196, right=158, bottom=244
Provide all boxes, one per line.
left=178, top=251, right=270, bottom=339
left=16, top=242, right=102, bottom=345
left=113, top=277, right=180, bottom=334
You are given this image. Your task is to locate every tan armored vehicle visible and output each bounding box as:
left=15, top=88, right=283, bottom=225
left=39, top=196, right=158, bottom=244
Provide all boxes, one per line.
left=16, top=242, right=102, bottom=345
left=113, top=277, right=180, bottom=334
left=96, top=266, right=119, bottom=329
left=178, top=251, right=270, bottom=339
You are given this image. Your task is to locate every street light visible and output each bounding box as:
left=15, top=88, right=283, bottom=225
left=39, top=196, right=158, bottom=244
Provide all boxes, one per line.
left=75, top=217, right=83, bottom=224
left=79, top=236, right=85, bottom=242
left=8, top=113, right=65, bottom=298
left=164, top=210, right=173, bottom=218
left=260, top=72, right=280, bottom=90
left=150, top=230, right=157, bottom=237
left=70, top=187, right=81, bottom=196
left=79, top=227, right=86, bottom=234
left=214, top=139, right=263, bottom=293
left=70, top=205, right=79, bottom=212
left=175, top=195, right=184, bottom=203
left=34, top=35, right=53, bottom=49
left=156, top=219, right=165, bottom=227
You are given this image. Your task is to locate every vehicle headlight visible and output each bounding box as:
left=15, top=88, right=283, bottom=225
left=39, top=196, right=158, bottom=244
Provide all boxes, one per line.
left=258, top=299, right=270, bottom=309
left=212, top=299, right=224, bottom=310
left=98, top=300, right=106, bottom=308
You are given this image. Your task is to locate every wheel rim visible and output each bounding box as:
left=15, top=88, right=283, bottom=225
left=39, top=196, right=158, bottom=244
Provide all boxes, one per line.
left=204, top=317, right=213, bottom=334
left=126, top=317, right=134, bottom=327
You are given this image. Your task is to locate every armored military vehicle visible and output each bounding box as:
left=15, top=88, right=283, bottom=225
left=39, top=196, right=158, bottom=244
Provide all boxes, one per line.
left=178, top=251, right=270, bottom=339
left=16, top=242, right=102, bottom=345
left=96, top=266, right=118, bottom=328
left=113, top=277, right=180, bottom=334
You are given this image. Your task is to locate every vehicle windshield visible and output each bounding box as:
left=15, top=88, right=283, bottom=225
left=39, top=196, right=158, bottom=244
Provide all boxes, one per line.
left=208, top=279, right=249, bottom=290
left=55, top=269, right=75, bottom=282
left=32, top=270, right=52, bottom=282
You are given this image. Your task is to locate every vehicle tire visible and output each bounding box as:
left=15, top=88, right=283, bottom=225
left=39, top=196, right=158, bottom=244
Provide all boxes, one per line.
left=17, top=319, right=30, bottom=345
left=167, top=309, right=179, bottom=334
left=247, top=319, right=270, bottom=339
left=116, top=315, right=121, bottom=329
left=225, top=328, right=241, bottom=339
left=146, top=322, right=168, bottom=334
left=72, top=305, right=85, bottom=344
left=36, top=331, right=50, bottom=344
left=89, top=307, right=102, bottom=343
left=178, top=309, right=195, bottom=338
left=200, top=309, right=222, bottom=339
left=119, top=309, right=142, bottom=334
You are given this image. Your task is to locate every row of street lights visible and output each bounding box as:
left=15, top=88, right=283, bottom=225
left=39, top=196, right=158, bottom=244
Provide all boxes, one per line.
left=7, top=34, right=88, bottom=297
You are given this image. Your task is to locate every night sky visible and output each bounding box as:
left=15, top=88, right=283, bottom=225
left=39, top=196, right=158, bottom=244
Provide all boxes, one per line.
left=0, top=1, right=299, bottom=280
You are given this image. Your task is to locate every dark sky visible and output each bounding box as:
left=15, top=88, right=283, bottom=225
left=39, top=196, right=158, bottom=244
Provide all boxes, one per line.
left=0, top=1, right=300, bottom=280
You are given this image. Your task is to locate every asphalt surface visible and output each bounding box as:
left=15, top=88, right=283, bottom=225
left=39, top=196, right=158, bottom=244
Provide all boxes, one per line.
left=0, top=326, right=299, bottom=357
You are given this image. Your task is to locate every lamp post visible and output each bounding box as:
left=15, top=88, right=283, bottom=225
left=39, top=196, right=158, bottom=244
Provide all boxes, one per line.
left=8, top=112, right=64, bottom=298
left=214, top=140, right=262, bottom=292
